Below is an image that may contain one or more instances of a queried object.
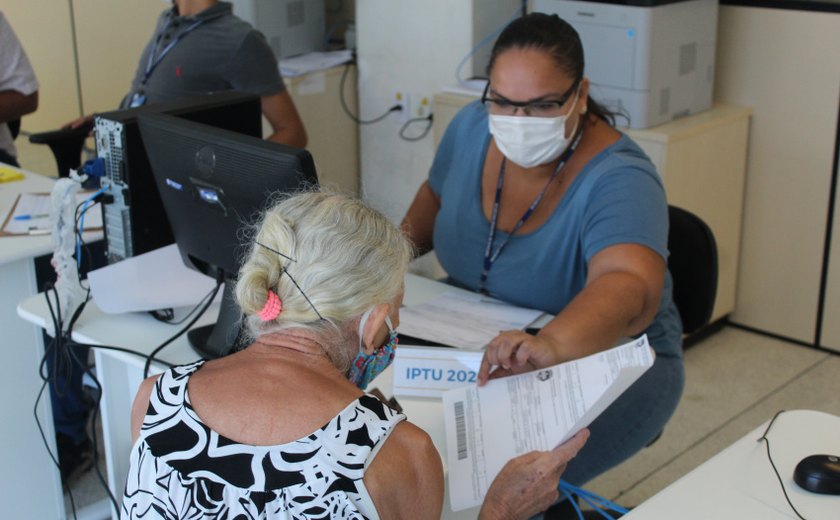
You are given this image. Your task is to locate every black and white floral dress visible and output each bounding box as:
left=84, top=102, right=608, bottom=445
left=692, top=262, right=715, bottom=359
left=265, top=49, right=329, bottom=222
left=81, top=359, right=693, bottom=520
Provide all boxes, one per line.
left=121, top=361, right=405, bottom=519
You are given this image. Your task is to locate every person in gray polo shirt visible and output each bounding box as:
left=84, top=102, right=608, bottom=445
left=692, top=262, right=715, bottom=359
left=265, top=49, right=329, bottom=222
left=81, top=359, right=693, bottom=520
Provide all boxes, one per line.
left=54, top=0, right=307, bottom=484
left=67, top=0, right=307, bottom=148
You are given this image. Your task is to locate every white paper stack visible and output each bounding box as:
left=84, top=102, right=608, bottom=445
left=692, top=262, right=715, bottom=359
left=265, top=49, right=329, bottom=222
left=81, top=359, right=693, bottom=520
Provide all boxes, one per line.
left=442, top=335, right=655, bottom=511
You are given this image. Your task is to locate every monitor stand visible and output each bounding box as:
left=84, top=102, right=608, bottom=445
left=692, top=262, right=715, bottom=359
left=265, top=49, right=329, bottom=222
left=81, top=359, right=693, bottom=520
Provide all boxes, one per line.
left=187, top=281, right=244, bottom=359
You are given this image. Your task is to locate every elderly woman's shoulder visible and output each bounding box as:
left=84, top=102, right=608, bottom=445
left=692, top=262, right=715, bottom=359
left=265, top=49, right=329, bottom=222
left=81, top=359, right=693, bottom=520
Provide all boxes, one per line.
left=365, top=420, right=444, bottom=518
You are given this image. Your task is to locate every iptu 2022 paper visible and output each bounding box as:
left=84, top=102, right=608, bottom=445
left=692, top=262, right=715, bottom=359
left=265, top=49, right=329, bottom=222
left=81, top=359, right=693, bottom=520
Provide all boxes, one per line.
left=441, top=335, right=655, bottom=511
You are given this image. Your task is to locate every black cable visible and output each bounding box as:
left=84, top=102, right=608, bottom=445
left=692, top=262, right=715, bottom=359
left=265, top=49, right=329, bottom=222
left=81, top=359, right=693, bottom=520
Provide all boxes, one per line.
left=34, top=197, right=190, bottom=517
left=34, top=380, right=79, bottom=520
left=157, top=284, right=219, bottom=326
left=74, top=195, right=101, bottom=283
left=143, top=275, right=223, bottom=378
left=67, top=341, right=119, bottom=515
left=37, top=286, right=173, bottom=519
left=74, top=199, right=90, bottom=278
left=46, top=281, right=120, bottom=515
left=339, top=61, right=402, bottom=124
left=758, top=410, right=808, bottom=520
left=38, top=285, right=80, bottom=519
left=399, top=114, right=434, bottom=142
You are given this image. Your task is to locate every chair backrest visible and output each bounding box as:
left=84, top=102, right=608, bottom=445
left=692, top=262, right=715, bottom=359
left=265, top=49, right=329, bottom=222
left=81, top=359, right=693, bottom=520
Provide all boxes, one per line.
left=8, top=118, right=21, bottom=140
left=667, top=205, right=718, bottom=335
left=28, top=125, right=89, bottom=177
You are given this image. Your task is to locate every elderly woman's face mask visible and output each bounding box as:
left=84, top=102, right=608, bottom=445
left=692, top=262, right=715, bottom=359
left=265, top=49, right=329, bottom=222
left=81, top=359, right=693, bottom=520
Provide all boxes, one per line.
left=348, top=310, right=398, bottom=390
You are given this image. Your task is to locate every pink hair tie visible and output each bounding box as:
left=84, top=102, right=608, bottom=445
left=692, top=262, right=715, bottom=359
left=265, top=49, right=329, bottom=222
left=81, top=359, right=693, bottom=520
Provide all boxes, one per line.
left=258, top=290, right=282, bottom=321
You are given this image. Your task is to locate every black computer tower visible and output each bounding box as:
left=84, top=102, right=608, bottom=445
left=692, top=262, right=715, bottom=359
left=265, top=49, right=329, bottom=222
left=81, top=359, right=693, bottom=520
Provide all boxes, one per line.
left=94, top=92, right=262, bottom=263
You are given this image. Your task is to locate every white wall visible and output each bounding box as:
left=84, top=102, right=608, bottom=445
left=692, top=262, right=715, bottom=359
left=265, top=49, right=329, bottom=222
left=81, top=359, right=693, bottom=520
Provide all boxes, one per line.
left=356, top=0, right=521, bottom=226
left=356, top=1, right=471, bottom=224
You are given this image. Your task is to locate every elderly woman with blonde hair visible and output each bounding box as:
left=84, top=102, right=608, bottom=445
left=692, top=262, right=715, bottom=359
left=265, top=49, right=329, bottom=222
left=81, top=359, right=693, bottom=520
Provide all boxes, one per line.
left=121, top=191, right=587, bottom=520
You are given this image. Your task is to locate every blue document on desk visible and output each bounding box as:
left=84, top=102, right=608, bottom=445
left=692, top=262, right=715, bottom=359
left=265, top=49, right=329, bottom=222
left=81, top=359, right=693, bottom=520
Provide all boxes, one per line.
left=442, top=335, right=655, bottom=511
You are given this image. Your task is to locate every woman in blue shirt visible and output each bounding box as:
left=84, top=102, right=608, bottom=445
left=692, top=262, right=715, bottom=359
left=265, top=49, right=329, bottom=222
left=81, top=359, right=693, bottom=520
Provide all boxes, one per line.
left=402, top=13, right=684, bottom=490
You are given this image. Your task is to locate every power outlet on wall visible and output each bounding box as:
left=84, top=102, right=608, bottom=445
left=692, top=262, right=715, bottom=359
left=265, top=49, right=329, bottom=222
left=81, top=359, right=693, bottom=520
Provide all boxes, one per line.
left=413, top=95, right=432, bottom=120
left=394, top=91, right=411, bottom=122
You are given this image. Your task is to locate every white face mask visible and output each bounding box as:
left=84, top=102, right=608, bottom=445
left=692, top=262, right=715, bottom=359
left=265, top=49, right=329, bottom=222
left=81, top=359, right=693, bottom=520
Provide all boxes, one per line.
left=488, top=90, right=581, bottom=169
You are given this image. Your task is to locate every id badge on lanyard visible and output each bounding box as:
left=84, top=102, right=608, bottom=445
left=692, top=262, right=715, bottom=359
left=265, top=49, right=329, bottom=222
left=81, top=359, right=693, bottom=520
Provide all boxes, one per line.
left=129, top=93, right=147, bottom=108
left=132, top=17, right=202, bottom=109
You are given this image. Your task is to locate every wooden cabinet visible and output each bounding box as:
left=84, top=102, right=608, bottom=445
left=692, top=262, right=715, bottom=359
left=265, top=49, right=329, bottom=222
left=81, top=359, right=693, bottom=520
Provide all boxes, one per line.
left=3, top=2, right=82, bottom=131
left=71, top=1, right=163, bottom=117
left=5, top=1, right=161, bottom=131
left=625, top=105, right=751, bottom=323
left=432, top=92, right=750, bottom=324
left=715, top=4, right=840, bottom=351
left=283, top=65, right=360, bottom=195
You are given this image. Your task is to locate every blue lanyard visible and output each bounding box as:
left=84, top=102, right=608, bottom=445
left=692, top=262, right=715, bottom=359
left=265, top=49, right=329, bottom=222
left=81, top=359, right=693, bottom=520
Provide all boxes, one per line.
left=142, top=17, right=203, bottom=85
left=479, top=129, right=584, bottom=295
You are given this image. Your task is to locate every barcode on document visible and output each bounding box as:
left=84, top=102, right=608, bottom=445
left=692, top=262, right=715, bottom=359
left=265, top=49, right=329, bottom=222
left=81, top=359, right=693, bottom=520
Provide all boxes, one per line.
left=454, top=401, right=467, bottom=460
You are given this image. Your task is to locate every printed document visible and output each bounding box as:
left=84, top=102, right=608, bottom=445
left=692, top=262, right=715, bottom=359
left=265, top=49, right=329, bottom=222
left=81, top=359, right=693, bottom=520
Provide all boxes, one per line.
left=88, top=244, right=221, bottom=313
left=398, top=291, right=544, bottom=350
left=442, top=335, right=655, bottom=511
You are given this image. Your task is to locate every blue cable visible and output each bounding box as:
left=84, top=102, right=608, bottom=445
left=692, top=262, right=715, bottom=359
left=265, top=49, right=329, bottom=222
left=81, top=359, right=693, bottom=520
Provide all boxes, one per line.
left=76, top=187, right=107, bottom=268
left=560, top=487, right=585, bottom=520
left=577, top=493, right=617, bottom=520
left=561, top=480, right=630, bottom=513
left=558, top=480, right=630, bottom=519
left=577, top=491, right=628, bottom=514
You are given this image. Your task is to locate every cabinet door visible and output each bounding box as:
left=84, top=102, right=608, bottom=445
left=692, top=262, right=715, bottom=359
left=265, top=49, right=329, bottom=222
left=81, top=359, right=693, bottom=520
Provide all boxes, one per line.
left=716, top=6, right=840, bottom=343
left=283, top=66, right=360, bottom=194
left=821, top=158, right=840, bottom=352
left=71, top=0, right=163, bottom=115
left=630, top=109, right=750, bottom=324
left=3, top=2, right=80, bottom=130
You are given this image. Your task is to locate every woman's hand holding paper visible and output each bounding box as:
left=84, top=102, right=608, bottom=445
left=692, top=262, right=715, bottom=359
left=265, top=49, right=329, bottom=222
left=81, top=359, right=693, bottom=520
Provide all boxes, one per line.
left=478, top=429, right=590, bottom=520
left=477, top=330, right=562, bottom=385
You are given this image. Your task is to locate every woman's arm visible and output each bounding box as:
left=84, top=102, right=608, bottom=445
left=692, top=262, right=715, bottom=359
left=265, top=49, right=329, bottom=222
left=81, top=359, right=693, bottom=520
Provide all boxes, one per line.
left=479, top=243, right=665, bottom=383
left=364, top=421, right=444, bottom=519
left=261, top=91, right=308, bottom=148
left=400, top=181, right=441, bottom=257
left=0, top=90, right=37, bottom=123
left=129, top=376, right=160, bottom=443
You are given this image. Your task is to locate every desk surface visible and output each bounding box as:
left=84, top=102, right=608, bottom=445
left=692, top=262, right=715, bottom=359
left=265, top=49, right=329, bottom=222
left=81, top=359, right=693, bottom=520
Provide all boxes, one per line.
left=0, top=166, right=102, bottom=266
left=18, top=273, right=840, bottom=518
left=624, top=409, right=840, bottom=519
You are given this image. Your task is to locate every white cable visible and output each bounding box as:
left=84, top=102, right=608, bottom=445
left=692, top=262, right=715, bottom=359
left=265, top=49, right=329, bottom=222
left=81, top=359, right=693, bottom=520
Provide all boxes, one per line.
left=49, top=170, right=89, bottom=333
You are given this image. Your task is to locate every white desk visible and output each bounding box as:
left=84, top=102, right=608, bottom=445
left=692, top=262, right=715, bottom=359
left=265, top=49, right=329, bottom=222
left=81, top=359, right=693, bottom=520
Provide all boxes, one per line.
left=624, top=409, right=840, bottom=519
left=1, top=167, right=102, bottom=519
left=20, top=267, right=840, bottom=519
left=18, top=272, right=536, bottom=519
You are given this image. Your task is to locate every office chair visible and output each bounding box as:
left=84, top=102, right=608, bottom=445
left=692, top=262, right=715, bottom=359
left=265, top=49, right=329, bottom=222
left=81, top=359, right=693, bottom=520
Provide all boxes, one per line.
left=640, top=206, right=719, bottom=453
left=8, top=118, right=21, bottom=140
left=667, top=205, right=718, bottom=336
left=28, top=123, right=91, bottom=178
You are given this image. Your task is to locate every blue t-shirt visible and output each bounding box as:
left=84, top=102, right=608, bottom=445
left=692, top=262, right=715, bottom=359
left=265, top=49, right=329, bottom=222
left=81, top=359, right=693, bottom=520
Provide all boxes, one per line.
left=429, top=101, right=682, bottom=357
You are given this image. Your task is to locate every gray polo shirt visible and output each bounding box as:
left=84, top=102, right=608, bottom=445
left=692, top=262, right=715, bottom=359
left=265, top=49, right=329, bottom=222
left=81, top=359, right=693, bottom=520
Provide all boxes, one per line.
left=122, top=2, right=285, bottom=108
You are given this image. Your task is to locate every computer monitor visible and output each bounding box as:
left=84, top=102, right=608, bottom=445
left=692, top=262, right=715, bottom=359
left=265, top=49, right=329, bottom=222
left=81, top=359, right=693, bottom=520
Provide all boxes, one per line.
left=95, top=91, right=263, bottom=264
left=137, top=112, right=318, bottom=359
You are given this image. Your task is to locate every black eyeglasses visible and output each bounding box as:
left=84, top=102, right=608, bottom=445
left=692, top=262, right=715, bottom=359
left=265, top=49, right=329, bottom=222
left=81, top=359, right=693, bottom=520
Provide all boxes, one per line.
left=481, top=79, right=581, bottom=117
